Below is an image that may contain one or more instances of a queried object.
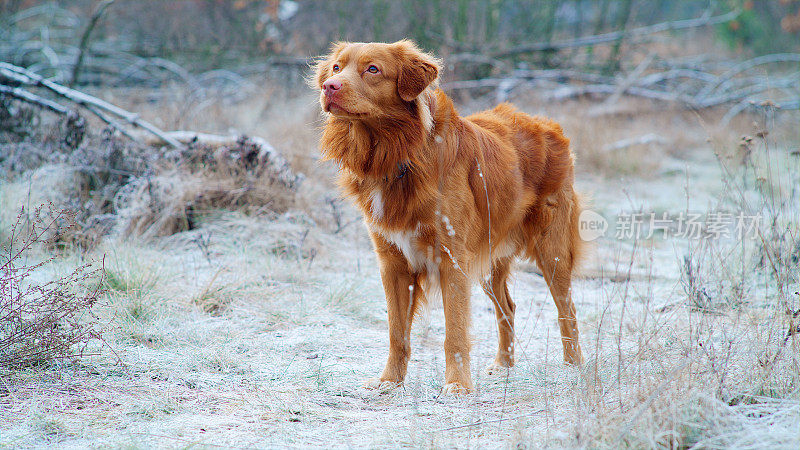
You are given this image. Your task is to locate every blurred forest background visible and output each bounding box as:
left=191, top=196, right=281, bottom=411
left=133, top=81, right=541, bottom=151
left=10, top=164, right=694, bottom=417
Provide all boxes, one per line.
left=2, top=0, right=799, bottom=83
left=3, top=0, right=799, bottom=157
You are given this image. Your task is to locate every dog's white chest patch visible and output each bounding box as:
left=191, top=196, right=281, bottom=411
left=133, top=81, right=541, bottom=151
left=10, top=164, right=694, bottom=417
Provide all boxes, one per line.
left=382, top=228, right=424, bottom=270
left=375, top=224, right=437, bottom=275
left=369, top=188, right=384, bottom=221
left=369, top=222, right=442, bottom=297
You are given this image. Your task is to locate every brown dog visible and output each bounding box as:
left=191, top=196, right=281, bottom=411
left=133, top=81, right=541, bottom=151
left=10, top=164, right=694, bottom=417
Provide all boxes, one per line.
left=313, top=40, right=584, bottom=394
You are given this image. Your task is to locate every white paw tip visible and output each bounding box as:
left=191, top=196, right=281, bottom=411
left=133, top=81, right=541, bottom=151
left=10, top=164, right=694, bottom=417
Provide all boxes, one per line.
left=484, top=363, right=512, bottom=376
left=440, top=382, right=471, bottom=395
left=363, top=378, right=401, bottom=393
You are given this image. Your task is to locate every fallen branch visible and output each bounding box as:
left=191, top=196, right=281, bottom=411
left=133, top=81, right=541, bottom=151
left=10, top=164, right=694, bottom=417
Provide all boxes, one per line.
left=0, top=62, right=183, bottom=148
left=443, top=78, right=515, bottom=91
left=1, top=82, right=145, bottom=143
left=442, top=69, right=614, bottom=91
left=144, top=131, right=302, bottom=189
left=117, top=57, right=198, bottom=88
left=235, top=56, right=314, bottom=75
left=700, top=78, right=799, bottom=108
left=602, top=134, right=668, bottom=152
left=0, top=67, right=301, bottom=189
left=0, top=84, right=71, bottom=115
left=448, top=53, right=510, bottom=71
left=636, top=68, right=718, bottom=87
left=492, top=9, right=739, bottom=58
left=549, top=83, right=688, bottom=103
left=603, top=54, right=654, bottom=106
left=697, top=53, right=800, bottom=99
left=83, top=103, right=141, bottom=142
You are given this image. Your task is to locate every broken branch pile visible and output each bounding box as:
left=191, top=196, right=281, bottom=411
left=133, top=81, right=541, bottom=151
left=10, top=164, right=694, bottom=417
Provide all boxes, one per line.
left=0, top=62, right=301, bottom=192
left=444, top=53, right=800, bottom=122
left=442, top=8, right=799, bottom=122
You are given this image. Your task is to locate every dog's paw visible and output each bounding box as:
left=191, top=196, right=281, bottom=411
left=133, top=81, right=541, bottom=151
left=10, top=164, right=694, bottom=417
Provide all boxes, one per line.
left=484, top=362, right=512, bottom=377
left=564, top=353, right=584, bottom=367
left=440, top=381, right=471, bottom=396
left=363, top=377, right=402, bottom=393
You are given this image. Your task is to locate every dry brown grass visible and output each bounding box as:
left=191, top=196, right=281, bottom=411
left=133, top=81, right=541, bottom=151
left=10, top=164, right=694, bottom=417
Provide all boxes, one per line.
left=114, top=151, right=298, bottom=239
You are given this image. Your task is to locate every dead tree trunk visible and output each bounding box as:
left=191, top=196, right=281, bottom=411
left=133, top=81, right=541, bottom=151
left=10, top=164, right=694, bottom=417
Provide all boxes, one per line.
left=70, top=0, right=116, bottom=87
left=605, top=0, right=633, bottom=74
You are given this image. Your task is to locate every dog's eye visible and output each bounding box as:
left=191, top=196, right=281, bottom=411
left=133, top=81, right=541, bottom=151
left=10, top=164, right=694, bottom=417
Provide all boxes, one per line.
left=367, top=65, right=379, bottom=74
left=332, top=64, right=340, bottom=73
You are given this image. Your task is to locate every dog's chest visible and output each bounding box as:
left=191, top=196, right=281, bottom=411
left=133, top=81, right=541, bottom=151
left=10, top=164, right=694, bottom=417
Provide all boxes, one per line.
left=366, top=188, right=437, bottom=274
left=380, top=226, right=440, bottom=279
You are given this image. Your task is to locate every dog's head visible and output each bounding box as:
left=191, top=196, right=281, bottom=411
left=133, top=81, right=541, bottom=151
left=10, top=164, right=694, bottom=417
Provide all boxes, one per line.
left=312, top=40, right=440, bottom=119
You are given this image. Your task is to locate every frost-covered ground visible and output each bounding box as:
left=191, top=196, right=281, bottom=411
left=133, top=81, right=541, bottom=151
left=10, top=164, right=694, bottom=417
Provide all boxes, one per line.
left=1, top=91, right=798, bottom=448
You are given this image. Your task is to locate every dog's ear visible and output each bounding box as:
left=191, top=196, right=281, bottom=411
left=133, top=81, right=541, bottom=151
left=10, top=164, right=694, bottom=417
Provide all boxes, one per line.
left=309, top=42, right=347, bottom=89
left=395, top=41, right=441, bottom=102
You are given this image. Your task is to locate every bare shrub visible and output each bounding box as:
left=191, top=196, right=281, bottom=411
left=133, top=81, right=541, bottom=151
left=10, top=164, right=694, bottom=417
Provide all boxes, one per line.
left=0, top=203, right=105, bottom=368
left=682, top=253, right=716, bottom=311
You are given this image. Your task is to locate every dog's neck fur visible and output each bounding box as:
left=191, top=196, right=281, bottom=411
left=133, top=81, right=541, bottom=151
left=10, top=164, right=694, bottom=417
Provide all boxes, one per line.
left=320, top=89, right=439, bottom=180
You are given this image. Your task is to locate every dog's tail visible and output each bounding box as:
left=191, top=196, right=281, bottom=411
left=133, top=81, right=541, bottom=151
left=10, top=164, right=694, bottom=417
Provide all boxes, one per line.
left=522, top=183, right=589, bottom=278
left=569, top=189, right=589, bottom=276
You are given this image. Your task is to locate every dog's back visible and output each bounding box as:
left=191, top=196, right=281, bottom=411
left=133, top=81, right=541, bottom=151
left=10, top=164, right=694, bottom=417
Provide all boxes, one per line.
left=467, top=103, right=574, bottom=203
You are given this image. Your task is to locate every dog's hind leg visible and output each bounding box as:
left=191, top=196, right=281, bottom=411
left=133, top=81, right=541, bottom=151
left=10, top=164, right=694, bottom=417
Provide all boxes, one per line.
left=532, top=191, right=584, bottom=365
left=482, top=257, right=516, bottom=372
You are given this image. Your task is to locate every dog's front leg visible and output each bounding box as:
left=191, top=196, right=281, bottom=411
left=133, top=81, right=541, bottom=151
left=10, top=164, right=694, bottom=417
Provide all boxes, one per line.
left=440, top=262, right=473, bottom=394
left=365, top=235, right=419, bottom=390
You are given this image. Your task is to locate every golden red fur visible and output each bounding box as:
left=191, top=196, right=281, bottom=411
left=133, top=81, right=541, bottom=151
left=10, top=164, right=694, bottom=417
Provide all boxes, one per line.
left=313, top=40, right=584, bottom=394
